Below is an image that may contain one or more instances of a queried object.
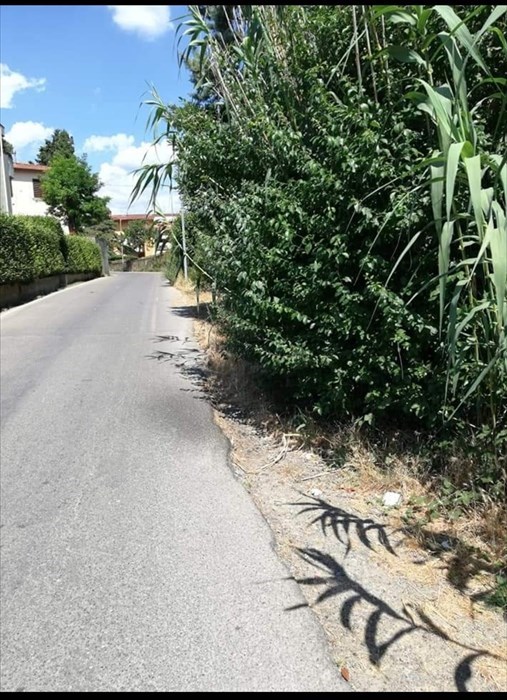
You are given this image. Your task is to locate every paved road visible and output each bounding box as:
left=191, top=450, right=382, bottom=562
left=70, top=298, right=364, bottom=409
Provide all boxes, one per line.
left=0, top=273, right=347, bottom=692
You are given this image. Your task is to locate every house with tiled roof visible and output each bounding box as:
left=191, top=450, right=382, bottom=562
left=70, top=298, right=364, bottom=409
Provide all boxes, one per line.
left=10, top=162, right=50, bottom=217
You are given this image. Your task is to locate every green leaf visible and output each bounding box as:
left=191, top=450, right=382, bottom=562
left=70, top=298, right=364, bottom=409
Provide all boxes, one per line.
left=489, top=204, right=507, bottom=332
left=386, top=45, right=425, bottom=65
left=373, top=6, right=417, bottom=26
left=438, top=33, right=469, bottom=124
left=464, top=155, right=484, bottom=238
left=434, top=5, right=488, bottom=73
left=445, top=142, right=467, bottom=222
left=439, top=220, right=454, bottom=334
left=431, top=163, right=444, bottom=235
left=418, top=79, right=457, bottom=151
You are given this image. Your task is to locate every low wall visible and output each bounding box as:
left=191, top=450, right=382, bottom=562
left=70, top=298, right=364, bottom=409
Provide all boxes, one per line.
left=109, top=255, right=164, bottom=273
left=0, top=272, right=100, bottom=309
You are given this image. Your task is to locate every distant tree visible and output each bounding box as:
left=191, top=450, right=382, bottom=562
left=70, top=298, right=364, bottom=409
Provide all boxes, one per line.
left=2, top=137, right=14, bottom=156
left=41, top=155, right=110, bottom=233
left=85, top=218, right=117, bottom=251
left=123, top=220, right=154, bottom=255
left=36, top=129, right=75, bottom=165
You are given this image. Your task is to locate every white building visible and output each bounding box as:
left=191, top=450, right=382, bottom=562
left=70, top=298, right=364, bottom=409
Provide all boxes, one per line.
left=11, top=162, right=50, bottom=217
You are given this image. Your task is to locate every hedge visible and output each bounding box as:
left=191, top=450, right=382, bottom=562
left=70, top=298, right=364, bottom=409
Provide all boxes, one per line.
left=0, top=214, right=102, bottom=284
left=65, top=236, right=102, bottom=274
left=0, top=214, right=66, bottom=284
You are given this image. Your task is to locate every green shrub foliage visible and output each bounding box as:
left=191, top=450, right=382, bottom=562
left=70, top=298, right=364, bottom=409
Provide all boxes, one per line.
left=135, top=5, right=506, bottom=488
left=65, top=236, right=102, bottom=274
left=0, top=214, right=102, bottom=282
left=0, top=214, right=66, bottom=283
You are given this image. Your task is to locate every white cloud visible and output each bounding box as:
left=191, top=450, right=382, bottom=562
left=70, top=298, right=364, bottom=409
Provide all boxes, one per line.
left=107, top=6, right=173, bottom=41
left=5, top=121, right=53, bottom=154
left=83, top=133, right=135, bottom=153
left=92, top=134, right=180, bottom=214
left=0, top=64, right=46, bottom=109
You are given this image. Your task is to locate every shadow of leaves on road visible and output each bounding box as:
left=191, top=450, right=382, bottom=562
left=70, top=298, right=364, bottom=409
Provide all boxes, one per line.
left=152, top=334, right=188, bottom=344
left=286, top=547, right=505, bottom=690
left=290, top=494, right=398, bottom=557
left=145, top=335, right=209, bottom=383
left=170, top=304, right=212, bottom=321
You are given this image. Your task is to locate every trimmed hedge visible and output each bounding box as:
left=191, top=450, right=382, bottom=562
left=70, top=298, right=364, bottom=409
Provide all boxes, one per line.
left=0, top=214, right=66, bottom=284
left=65, top=236, right=102, bottom=274
left=0, top=214, right=102, bottom=283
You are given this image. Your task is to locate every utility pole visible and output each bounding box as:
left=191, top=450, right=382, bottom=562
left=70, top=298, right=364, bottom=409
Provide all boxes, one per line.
left=181, top=205, right=188, bottom=281
left=170, top=150, right=188, bottom=281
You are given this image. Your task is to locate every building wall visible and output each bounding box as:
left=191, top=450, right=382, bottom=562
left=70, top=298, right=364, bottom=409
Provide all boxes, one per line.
left=11, top=170, right=49, bottom=217
left=0, top=153, right=13, bottom=214
left=0, top=122, right=13, bottom=214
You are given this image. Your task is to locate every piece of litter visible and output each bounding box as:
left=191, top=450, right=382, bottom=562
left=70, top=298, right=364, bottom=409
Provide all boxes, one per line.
left=383, top=491, right=402, bottom=507
left=341, top=667, right=350, bottom=682
left=311, top=488, right=323, bottom=498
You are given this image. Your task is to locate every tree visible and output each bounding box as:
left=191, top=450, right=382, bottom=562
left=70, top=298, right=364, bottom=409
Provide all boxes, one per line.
left=85, top=218, right=117, bottom=250
left=36, top=129, right=75, bottom=165
left=123, top=220, right=154, bottom=255
left=2, top=137, right=13, bottom=156
left=41, top=155, right=110, bottom=233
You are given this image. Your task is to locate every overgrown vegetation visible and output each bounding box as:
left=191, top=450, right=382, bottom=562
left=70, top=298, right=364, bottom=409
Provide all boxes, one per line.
left=134, top=6, right=506, bottom=506
left=0, top=214, right=101, bottom=283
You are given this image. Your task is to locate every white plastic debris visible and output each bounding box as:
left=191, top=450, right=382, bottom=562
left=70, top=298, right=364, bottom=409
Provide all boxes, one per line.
left=383, top=491, right=402, bottom=507
left=311, top=488, right=323, bottom=499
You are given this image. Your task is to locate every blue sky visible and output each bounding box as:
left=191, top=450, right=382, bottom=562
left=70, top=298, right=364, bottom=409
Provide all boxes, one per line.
left=0, top=5, right=193, bottom=213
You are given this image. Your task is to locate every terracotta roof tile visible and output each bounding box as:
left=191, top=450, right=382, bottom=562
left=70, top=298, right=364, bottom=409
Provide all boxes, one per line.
left=13, top=162, right=49, bottom=172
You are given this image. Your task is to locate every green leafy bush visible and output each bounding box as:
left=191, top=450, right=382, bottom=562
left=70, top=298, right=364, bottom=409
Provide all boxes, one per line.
left=65, top=236, right=102, bottom=274
left=0, top=214, right=66, bottom=283
left=0, top=215, right=102, bottom=283
left=135, top=5, right=506, bottom=494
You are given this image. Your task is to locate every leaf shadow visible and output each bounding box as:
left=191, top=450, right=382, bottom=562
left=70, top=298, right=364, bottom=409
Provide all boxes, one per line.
left=401, top=521, right=504, bottom=598
left=170, top=304, right=212, bottom=321
left=286, top=547, right=505, bottom=690
left=145, top=336, right=209, bottom=382
left=289, top=493, right=398, bottom=557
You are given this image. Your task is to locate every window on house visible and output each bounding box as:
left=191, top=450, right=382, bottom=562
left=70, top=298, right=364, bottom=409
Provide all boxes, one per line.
left=32, top=178, right=42, bottom=199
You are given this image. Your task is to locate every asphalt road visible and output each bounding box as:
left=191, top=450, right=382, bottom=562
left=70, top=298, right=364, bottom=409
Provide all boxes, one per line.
left=0, top=273, right=348, bottom=692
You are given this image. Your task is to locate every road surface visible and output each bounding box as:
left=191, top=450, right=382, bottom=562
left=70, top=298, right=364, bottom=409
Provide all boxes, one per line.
left=0, top=273, right=348, bottom=692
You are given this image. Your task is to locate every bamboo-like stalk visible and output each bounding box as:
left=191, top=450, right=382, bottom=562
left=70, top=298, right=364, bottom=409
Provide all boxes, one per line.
left=380, top=16, right=391, bottom=96
left=362, top=5, right=379, bottom=104
left=352, top=6, right=363, bottom=93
